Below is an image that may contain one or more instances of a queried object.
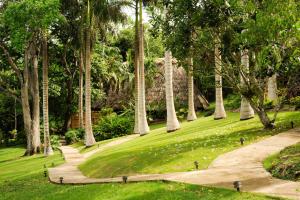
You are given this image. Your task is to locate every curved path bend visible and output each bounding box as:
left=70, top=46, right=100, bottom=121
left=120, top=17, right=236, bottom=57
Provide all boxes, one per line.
left=48, top=128, right=300, bottom=200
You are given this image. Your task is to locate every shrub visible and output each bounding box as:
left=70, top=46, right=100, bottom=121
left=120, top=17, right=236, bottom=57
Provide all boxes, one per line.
left=290, top=96, right=300, bottom=109
left=65, top=129, right=82, bottom=144
left=224, top=94, right=241, bottom=110
left=93, top=113, right=134, bottom=141
left=50, top=135, right=60, bottom=150
left=177, top=108, right=188, bottom=121
left=264, top=99, right=275, bottom=110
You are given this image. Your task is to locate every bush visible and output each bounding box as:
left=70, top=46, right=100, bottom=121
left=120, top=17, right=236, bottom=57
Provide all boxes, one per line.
left=224, top=94, right=241, bottom=110
left=177, top=108, right=188, bottom=121
left=50, top=135, right=60, bottom=150
left=93, top=113, right=134, bottom=141
left=65, top=129, right=83, bottom=144
left=290, top=96, right=300, bottom=110
left=264, top=99, right=275, bottom=110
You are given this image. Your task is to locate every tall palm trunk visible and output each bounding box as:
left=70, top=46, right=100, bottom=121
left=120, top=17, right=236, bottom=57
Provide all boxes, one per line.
left=133, top=0, right=140, bottom=134
left=84, top=1, right=96, bottom=146
left=138, top=0, right=149, bottom=135
left=187, top=57, right=197, bottom=121
left=240, top=49, right=254, bottom=120
left=79, top=50, right=84, bottom=128
left=165, top=51, right=180, bottom=131
left=42, top=35, right=53, bottom=156
left=267, top=74, right=277, bottom=101
left=214, top=42, right=226, bottom=120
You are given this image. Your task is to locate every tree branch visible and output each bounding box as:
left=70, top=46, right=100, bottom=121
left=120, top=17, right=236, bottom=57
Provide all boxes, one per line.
left=0, top=43, right=23, bottom=82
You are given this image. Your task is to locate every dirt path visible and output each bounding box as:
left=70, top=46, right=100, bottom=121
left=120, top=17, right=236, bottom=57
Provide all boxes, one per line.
left=48, top=129, right=300, bottom=200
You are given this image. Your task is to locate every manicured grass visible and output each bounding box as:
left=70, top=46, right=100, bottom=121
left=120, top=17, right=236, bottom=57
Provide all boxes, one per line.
left=71, top=137, right=120, bottom=154
left=80, top=112, right=300, bottom=178
left=264, top=142, right=300, bottom=181
left=72, top=122, right=168, bottom=154
left=0, top=146, right=283, bottom=200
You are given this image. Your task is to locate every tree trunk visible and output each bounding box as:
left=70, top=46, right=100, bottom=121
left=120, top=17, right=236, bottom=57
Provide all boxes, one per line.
left=165, top=51, right=180, bottom=131
left=22, top=54, right=33, bottom=155
left=42, top=35, right=53, bottom=156
left=79, top=50, right=84, bottom=129
left=133, top=0, right=140, bottom=134
left=187, top=57, right=197, bottom=121
left=214, top=42, right=226, bottom=120
left=240, top=49, right=254, bottom=120
left=63, top=78, right=73, bottom=132
left=267, top=74, right=278, bottom=101
left=31, top=52, right=41, bottom=154
left=251, top=105, right=274, bottom=129
left=84, top=17, right=96, bottom=146
left=138, top=0, right=149, bottom=136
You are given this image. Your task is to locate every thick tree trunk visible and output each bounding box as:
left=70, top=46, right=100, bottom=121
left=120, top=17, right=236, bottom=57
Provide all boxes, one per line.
left=20, top=51, right=32, bottom=156
left=214, top=42, right=226, bottom=120
left=240, top=49, right=254, bottom=120
left=165, top=51, right=180, bottom=131
left=21, top=57, right=33, bottom=155
left=267, top=74, right=278, bottom=101
left=31, top=53, right=41, bottom=154
left=42, top=35, right=53, bottom=156
left=84, top=25, right=96, bottom=146
left=133, top=0, right=140, bottom=134
left=251, top=105, right=274, bottom=129
left=138, top=0, right=149, bottom=136
left=79, top=50, right=84, bottom=129
left=187, top=57, right=197, bottom=121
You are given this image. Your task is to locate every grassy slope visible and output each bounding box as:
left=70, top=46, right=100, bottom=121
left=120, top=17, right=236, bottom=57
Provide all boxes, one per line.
left=264, top=142, right=300, bottom=181
left=72, top=122, right=166, bottom=154
left=0, top=147, right=281, bottom=200
left=80, top=112, right=300, bottom=178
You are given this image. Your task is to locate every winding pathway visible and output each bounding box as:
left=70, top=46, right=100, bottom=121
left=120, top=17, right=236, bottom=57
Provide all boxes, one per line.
left=48, top=128, right=300, bottom=200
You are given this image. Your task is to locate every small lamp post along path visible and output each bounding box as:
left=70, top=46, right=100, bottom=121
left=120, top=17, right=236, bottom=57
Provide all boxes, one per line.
left=44, top=170, right=47, bottom=177
left=240, top=138, right=245, bottom=145
left=122, top=176, right=128, bottom=183
left=291, top=121, right=294, bottom=129
left=60, top=177, right=64, bottom=184
left=233, top=181, right=242, bottom=192
left=194, top=161, right=199, bottom=170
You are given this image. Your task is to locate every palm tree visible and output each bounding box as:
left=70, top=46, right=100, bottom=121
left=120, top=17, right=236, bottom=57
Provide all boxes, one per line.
left=187, top=57, right=197, bottom=121
left=79, top=50, right=84, bottom=128
left=133, top=0, right=140, bottom=134
left=165, top=51, right=180, bottom=131
left=267, top=74, right=278, bottom=101
left=240, top=49, right=254, bottom=120
left=42, top=33, right=53, bottom=156
left=82, top=0, right=128, bottom=146
left=214, top=41, right=226, bottom=120
left=138, top=0, right=149, bottom=135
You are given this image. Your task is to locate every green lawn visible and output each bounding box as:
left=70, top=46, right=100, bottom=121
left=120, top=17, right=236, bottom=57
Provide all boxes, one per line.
left=0, top=146, right=283, bottom=200
left=80, top=112, right=300, bottom=178
left=264, top=142, right=300, bottom=181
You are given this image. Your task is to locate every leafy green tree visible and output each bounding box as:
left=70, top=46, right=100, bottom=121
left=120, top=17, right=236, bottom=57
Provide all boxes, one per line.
left=0, top=0, right=62, bottom=155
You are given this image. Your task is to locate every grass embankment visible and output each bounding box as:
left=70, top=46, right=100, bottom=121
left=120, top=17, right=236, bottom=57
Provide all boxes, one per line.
left=0, top=146, right=281, bottom=200
left=264, top=142, right=300, bottom=181
left=80, top=112, right=300, bottom=178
